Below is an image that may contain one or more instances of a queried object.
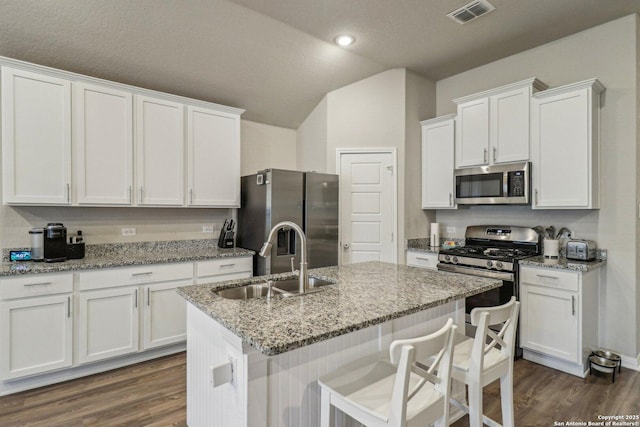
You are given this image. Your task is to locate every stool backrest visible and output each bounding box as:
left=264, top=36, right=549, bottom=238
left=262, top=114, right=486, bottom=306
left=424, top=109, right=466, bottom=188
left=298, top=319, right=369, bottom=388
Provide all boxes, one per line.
left=387, top=318, right=456, bottom=426
left=469, top=296, right=520, bottom=374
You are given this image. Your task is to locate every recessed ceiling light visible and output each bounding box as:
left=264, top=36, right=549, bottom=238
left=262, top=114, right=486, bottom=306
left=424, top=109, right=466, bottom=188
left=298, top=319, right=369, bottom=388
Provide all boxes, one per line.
left=334, top=34, right=355, bottom=47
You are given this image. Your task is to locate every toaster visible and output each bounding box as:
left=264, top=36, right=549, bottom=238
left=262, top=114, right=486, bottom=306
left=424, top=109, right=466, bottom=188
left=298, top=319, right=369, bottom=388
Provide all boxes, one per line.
left=566, top=239, right=597, bottom=261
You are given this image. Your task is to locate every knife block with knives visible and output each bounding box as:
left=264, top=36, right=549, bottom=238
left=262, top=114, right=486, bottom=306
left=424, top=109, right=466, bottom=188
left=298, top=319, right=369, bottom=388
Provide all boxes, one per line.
left=217, top=219, right=235, bottom=248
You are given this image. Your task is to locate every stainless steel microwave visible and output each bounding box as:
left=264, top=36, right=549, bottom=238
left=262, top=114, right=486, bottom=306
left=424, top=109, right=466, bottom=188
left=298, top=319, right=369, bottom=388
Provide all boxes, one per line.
left=454, top=162, right=530, bottom=205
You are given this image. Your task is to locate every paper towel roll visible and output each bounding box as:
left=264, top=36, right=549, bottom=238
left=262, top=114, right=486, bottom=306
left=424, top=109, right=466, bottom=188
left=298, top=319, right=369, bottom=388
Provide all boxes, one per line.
left=430, top=223, right=440, bottom=248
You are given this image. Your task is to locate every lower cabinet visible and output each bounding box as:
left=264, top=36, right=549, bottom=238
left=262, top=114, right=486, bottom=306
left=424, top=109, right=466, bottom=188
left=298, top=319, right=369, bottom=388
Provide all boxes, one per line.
left=519, top=265, right=599, bottom=377
left=142, top=280, right=191, bottom=350
left=406, top=250, right=438, bottom=270
left=0, top=273, right=74, bottom=380
left=77, top=286, right=140, bottom=364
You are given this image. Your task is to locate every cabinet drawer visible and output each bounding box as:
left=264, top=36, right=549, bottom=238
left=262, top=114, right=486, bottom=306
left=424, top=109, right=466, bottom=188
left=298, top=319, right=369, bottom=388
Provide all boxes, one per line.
left=196, top=257, right=252, bottom=278
left=0, top=273, right=74, bottom=300
left=78, top=262, right=193, bottom=291
left=406, top=251, right=438, bottom=270
left=519, top=266, right=579, bottom=292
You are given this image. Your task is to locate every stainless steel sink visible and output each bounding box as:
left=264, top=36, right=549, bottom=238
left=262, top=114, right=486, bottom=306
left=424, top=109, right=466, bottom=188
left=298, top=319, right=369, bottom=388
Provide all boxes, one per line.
left=214, top=277, right=335, bottom=300
left=215, top=284, right=268, bottom=300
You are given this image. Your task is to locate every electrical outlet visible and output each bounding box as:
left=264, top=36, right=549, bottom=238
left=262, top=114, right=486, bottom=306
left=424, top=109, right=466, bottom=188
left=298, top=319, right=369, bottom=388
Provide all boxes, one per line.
left=446, top=226, right=456, bottom=234
left=122, top=227, right=136, bottom=236
left=202, top=225, right=214, bottom=233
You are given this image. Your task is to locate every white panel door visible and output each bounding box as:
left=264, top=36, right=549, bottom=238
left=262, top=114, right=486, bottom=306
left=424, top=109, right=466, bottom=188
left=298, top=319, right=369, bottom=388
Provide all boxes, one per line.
left=455, top=98, right=489, bottom=168
left=142, top=281, right=189, bottom=350
left=339, top=152, right=395, bottom=264
left=187, top=106, right=240, bottom=207
left=136, top=95, right=185, bottom=206
left=421, top=116, right=456, bottom=209
left=1, top=67, right=72, bottom=204
left=490, top=86, right=531, bottom=163
left=75, top=82, right=133, bottom=204
left=77, top=287, right=139, bottom=364
left=0, top=295, right=72, bottom=380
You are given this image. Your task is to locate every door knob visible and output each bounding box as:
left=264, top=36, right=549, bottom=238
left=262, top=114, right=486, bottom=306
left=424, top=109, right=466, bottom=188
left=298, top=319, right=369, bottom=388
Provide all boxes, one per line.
left=343, top=242, right=350, bottom=249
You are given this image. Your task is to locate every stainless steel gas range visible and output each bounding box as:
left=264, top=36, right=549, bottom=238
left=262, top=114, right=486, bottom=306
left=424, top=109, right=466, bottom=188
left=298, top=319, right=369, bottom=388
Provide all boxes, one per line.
left=437, top=225, right=541, bottom=356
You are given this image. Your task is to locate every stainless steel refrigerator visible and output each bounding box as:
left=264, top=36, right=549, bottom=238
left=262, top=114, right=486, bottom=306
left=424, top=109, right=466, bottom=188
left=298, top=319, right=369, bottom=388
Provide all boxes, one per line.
left=237, top=169, right=339, bottom=276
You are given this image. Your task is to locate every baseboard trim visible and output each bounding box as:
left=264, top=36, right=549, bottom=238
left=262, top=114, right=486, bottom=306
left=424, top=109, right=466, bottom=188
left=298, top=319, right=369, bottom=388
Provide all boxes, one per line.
left=620, top=353, right=640, bottom=371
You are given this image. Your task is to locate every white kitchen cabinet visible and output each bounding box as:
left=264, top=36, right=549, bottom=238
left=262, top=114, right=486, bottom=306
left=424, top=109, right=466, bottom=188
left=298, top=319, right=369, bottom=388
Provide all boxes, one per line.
left=454, top=78, right=547, bottom=168
left=135, top=95, right=185, bottom=206
left=142, top=280, right=191, bottom=350
left=74, top=82, right=133, bottom=205
left=519, top=265, right=599, bottom=377
left=195, top=257, right=253, bottom=285
left=421, top=115, right=457, bottom=209
left=406, top=250, right=438, bottom=270
left=187, top=106, right=241, bottom=207
left=530, top=79, right=604, bottom=209
left=1, top=67, right=72, bottom=205
left=77, top=286, right=139, bottom=364
left=0, top=273, right=74, bottom=380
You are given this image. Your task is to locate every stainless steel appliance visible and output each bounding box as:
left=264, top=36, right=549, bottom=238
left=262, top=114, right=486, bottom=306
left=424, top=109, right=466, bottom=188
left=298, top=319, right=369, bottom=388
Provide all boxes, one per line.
left=43, top=223, right=67, bottom=263
left=438, top=225, right=541, bottom=356
left=455, top=162, right=530, bottom=205
left=566, top=239, right=597, bottom=261
left=237, top=169, right=339, bottom=276
left=29, top=228, right=44, bottom=261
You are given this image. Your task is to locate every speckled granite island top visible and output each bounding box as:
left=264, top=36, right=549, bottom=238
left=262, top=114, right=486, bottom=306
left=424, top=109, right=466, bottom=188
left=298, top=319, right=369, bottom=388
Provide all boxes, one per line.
left=0, top=240, right=254, bottom=276
left=177, top=261, right=501, bottom=356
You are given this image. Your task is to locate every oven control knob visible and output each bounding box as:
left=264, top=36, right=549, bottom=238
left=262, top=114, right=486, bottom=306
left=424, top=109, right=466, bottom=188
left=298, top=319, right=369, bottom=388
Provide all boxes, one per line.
left=452, top=256, right=458, bottom=264
left=486, top=260, right=493, bottom=268
left=496, top=261, right=504, bottom=270
left=444, top=255, right=451, bottom=262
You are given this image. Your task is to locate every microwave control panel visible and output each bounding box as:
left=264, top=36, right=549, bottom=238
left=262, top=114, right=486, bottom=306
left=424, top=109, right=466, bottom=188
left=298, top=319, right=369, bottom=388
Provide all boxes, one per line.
left=508, top=171, right=526, bottom=197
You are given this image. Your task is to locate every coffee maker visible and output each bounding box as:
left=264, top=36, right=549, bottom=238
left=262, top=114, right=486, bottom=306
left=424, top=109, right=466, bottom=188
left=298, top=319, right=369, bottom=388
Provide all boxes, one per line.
left=44, top=223, right=67, bottom=262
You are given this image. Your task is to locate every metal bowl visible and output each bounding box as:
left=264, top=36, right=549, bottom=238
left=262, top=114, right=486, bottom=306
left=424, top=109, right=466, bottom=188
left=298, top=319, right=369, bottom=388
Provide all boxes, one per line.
left=592, top=349, right=621, bottom=362
left=589, top=355, right=617, bottom=369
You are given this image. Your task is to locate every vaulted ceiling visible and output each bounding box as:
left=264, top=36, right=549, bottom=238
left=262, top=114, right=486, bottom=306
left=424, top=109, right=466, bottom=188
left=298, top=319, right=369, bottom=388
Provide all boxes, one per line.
left=1, top=0, right=639, bottom=129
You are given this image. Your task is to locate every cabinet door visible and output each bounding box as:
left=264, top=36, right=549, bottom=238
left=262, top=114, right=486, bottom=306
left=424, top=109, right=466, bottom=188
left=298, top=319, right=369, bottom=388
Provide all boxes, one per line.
left=77, top=287, right=139, bottom=364
left=0, top=295, right=72, bottom=379
left=187, top=106, right=240, bottom=207
left=136, top=96, right=185, bottom=206
left=490, top=86, right=530, bottom=164
left=455, top=98, right=489, bottom=168
left=75, top=82, right=133, bottom=205
left=1, top=67, right=71, bottom=204
left=422, top=118, right=456, bottom=209
left=531, top=83, right=600, bottom=209
left=142, top=280, right=190, bottom=350
left=520, top=284, right=579, bottom=363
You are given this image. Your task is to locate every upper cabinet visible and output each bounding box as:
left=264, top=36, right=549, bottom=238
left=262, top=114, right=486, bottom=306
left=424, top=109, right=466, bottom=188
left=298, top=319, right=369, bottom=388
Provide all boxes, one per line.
left=0, top=61, right=244, bottom=207
left=421, top=115, right=456, bottom=209
left=187, top=106, right=240, bottom=207
left=454, top=78, right=547, bottom=168
left=135, top=96, right=185, bottom=206
left=75, top=82, right=133, bottom=205
left=530, top=79, right=604, bottom=209
left=1, top=67, right=72, bottom=204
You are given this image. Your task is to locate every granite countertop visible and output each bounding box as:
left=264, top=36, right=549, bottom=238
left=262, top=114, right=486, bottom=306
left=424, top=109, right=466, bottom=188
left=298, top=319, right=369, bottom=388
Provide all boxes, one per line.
left=177, top=261, right=501, bottom=356
left=0, top=240, right=254, bottom=276
left=519, top=255, right=606, bottom=272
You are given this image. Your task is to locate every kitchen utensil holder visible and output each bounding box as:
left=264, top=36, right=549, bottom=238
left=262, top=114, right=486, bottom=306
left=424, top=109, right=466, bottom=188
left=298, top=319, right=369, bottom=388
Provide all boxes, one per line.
left=543, top=238, right=559, bottom=259
left=217, top=229, right=235, bottom=248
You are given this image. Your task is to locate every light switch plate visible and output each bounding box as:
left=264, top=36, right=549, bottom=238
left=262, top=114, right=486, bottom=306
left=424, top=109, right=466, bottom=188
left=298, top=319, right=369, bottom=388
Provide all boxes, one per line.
left=446, top=227, right=456, bottom=233
left=202, top=225, right=214, bottom=233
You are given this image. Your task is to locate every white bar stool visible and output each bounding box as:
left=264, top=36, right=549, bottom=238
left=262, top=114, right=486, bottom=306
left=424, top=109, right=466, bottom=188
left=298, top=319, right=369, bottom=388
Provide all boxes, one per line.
left=445, top=296, right=520, bottom=427
left=318, top=318, right=457, bottom=427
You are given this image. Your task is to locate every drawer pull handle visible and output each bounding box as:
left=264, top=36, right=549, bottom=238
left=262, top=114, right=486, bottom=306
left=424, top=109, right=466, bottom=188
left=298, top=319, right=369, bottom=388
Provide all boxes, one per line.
left=132, top=272, right=153, bottom=277
left=134, top=290, right=138, bottom=308
left=147, top=288, right=150, bottom=306
left=24, top=282, right=52, bottom=287
left=535, top=274, right=558, bottom=280
left=571, top=295, right=576, bottom=316
left=67, top=296, right=71, bottom=318
left=416, top=257, right=430, bottom=261
left=219, top=264, right=236, bottom=268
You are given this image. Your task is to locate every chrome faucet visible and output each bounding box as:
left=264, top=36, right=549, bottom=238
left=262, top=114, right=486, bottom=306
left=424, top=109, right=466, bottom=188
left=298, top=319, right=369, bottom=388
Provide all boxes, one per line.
left=259, top=221, right=308, bottom=294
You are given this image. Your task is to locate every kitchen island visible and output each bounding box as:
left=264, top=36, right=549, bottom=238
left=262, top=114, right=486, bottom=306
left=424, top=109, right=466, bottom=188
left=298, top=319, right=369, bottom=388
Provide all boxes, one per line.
left=178, top=261, right=501, bottom=427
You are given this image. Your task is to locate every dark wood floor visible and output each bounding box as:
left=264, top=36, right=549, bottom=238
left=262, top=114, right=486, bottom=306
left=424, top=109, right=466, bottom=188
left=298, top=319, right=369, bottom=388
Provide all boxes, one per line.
left=1, top=352, right=638, bottom=426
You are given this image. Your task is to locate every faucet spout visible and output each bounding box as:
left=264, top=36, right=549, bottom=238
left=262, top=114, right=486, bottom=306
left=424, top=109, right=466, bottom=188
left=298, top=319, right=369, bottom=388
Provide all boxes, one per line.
left=259, top=221, right=308, bottom=294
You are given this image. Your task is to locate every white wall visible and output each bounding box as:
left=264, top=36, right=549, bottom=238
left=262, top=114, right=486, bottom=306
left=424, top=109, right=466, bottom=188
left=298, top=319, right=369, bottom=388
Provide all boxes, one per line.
left=241, top=119, right=297, bottom=176
left=296, top=97, right=327, bottom=172
left=435, top=15, right=639, bottom=360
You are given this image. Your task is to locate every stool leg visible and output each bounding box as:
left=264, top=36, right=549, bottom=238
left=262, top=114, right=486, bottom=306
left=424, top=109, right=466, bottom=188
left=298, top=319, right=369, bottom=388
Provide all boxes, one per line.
left=500, top=373, right=515, bottom=427
left=320, top=387, right=332, bottom=427
left=468, top=381, right=483, bottom=427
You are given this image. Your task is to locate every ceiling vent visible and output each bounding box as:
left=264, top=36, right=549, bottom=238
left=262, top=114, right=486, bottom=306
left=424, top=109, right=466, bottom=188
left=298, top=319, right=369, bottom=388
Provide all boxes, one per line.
left=447, top=0, right=495, bottom=24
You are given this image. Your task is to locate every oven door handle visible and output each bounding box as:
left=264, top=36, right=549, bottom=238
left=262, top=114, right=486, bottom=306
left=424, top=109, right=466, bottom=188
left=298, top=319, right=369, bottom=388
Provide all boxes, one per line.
left=437, top=263, right=515, bottom=281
